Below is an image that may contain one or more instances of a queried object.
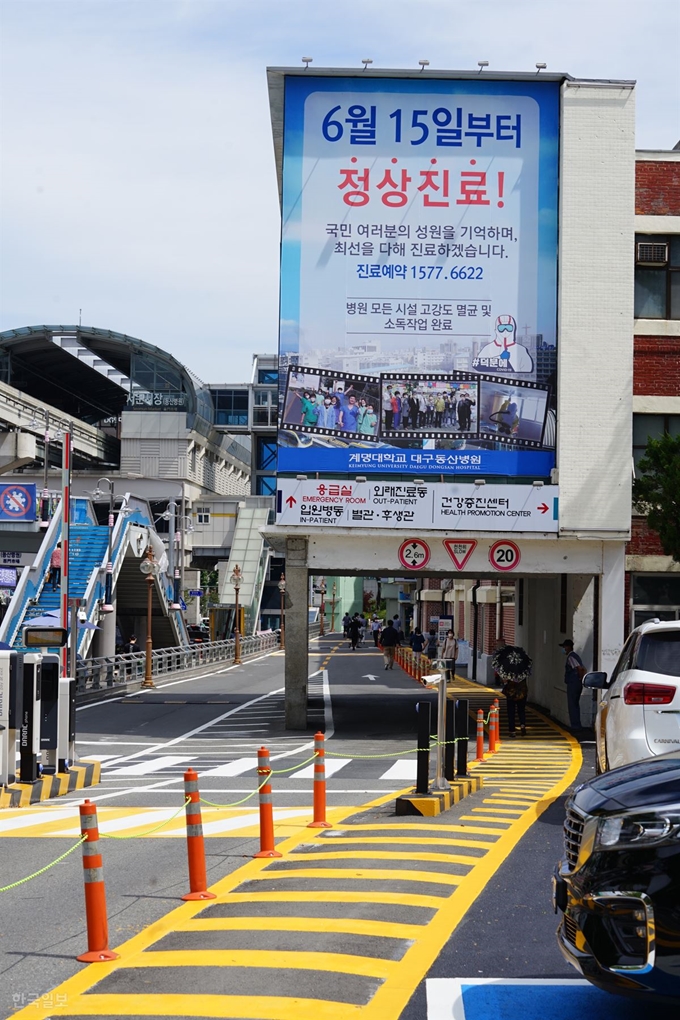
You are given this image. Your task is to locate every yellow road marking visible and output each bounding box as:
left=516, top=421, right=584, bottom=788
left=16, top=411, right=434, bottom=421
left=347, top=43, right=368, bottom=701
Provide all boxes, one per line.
left=133, top=948, right=396, bottom=979
left=181, top=916, right=425, bottom=939
left=39, top=993, right=363, bottom=1018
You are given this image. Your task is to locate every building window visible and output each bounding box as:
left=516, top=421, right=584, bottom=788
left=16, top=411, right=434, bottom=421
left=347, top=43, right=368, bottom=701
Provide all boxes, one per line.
left=633, top=414, right=680, bottom=469
left=631, top=573, right=680, bottom=630
left=256, top=437, right=277, bottom=471
left=256, top=475, right=276, bottom=496
left=634, top=235, right=680, bottom=319
left=258, top=368, right=278, bottom=384
left=196, top=506, right=210, bottom=524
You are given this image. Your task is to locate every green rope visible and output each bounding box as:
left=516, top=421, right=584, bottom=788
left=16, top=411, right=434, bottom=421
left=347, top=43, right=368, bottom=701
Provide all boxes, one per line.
left=100, top=797, right=191, bottom=839
left=0, top=836, right=86, bottom=893
left=200, top=772, right=270, bottom=809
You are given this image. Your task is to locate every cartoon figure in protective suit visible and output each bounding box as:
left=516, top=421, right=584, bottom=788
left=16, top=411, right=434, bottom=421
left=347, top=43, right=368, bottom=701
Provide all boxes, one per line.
left=473, top=314, right=534, bottom=374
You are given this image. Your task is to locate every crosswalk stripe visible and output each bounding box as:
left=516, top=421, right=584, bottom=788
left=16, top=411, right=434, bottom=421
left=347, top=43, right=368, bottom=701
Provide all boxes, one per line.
left=288, top=758, right=352, bottom=779
left=52, top=808, right=179, bottom=837
left=379, top=760, right=418, bottom=781
left=200, top=807, right=310, bottom=836
left=105, top=755, right=197, bottom=776
left=0, top=808, right=77, bottom=834
left=199, top=757, right=258, bottom=778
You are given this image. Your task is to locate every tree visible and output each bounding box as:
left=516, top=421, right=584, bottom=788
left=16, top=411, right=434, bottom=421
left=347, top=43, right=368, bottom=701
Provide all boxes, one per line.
left=632, top=432, right=680, bottom=563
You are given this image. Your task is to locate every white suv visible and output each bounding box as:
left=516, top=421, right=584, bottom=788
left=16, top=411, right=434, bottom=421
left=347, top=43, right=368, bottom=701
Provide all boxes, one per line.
left=584, top=619, right=680, bottom=772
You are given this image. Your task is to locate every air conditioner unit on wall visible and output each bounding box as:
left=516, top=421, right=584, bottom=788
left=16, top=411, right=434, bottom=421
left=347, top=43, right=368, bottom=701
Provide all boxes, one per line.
left=636, top=242, right=669, bottom=266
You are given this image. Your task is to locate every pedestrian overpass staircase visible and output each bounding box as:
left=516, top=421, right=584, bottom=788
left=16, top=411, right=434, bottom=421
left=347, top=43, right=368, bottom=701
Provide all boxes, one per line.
left=0, top=495, right=189, bottom=653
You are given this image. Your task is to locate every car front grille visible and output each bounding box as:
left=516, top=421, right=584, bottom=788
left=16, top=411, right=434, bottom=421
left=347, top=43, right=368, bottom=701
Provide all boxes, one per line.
left=563, top=914, right=579, bottom=947
left=564, top=806, right=585, bottom=871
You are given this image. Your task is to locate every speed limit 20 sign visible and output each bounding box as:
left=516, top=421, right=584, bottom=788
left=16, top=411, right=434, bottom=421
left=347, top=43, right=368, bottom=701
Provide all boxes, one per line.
left=488, top=539, right=521, bottom=571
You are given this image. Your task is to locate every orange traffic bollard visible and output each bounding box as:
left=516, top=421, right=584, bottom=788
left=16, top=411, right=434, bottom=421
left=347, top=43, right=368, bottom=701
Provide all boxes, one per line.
left=475, top=708, right=485, bottom=761
left=488, top=705, right=497, bottom=754
left=76, top=800, right=119, bottom=962
left=493, top=698, right=502, bottom=747
left=309, top=731, right=332, bottom=828
left=182, top=767, right=216, bottom=901
left=254, top=746, right=283, bottom=857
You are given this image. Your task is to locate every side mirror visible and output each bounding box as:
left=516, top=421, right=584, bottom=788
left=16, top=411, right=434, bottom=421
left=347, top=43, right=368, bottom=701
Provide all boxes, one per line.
left=583, top=671, right=609, bottom=690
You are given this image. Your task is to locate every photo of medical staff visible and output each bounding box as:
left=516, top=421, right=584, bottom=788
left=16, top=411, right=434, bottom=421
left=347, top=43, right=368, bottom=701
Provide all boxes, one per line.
left=281, top=367, right=380, bottom=439
left=472, top=314, right=535, bottom=374
left=380, top=377, right=478, bottom=435
left=478, top=381, right=549, bottom=446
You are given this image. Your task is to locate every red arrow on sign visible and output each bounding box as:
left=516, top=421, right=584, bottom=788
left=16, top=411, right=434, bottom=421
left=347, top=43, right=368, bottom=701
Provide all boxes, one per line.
left=537, top=502, right=549, bottom=514
left=285, top=496, right=297, bottom=508
left=443, top=539, right=477, bottom=570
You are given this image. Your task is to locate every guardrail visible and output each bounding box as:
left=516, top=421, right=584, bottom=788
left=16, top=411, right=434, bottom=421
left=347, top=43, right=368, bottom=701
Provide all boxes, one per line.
left=75, top=631, right=281, bottom=693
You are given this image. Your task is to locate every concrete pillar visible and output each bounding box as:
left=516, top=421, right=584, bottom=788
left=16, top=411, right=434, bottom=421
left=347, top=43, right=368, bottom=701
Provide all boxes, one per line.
left=284, top=537, right=309, bottom=731
left=600, top=543, right=626, bottom=676
left=571, top=574, right=596, bottom=728
left=98, top=601, right=118, bottom=658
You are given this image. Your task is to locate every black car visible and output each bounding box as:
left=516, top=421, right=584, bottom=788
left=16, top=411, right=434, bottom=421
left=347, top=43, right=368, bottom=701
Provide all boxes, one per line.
left=553, top=751, right=680, bottom=1003
left=187, top=625, right=210, bottom=644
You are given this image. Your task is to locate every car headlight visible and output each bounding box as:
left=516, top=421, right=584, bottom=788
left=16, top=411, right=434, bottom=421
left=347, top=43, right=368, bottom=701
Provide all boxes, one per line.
left=594, top=809, right=680, bottom=850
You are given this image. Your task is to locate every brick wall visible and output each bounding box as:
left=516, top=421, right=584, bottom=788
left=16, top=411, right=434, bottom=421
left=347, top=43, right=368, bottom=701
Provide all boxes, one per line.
left=634, top=337, right=680, bottom=396
left=627, top=515, right=665, bottom=556
left=635, top=161, right=680, bottom=215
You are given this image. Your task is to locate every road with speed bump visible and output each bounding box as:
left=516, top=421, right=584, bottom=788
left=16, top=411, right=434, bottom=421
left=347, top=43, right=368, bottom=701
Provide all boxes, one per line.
left=10, top=648, right=581, bottom=1020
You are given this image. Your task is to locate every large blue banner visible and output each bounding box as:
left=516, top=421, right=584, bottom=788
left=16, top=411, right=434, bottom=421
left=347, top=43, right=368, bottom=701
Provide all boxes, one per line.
left=278, top=75, right=559, bottom=478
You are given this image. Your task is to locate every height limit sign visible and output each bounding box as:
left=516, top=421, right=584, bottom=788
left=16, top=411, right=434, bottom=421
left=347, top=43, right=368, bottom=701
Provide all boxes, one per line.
left=398, top=539, right=431, bottom=570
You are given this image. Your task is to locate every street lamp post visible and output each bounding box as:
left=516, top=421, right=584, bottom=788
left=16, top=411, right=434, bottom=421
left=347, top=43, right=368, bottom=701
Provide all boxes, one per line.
left=330, top=583, right=337, bottom=633
left=140, top=545, right=158, bottom=688
left=278, top=573, right=286, bottom=650
left=230, top=564, right=242, bottom=665
left=30, top=407, right=70, bottom=528
left=319, top=579, right=326, bottom=637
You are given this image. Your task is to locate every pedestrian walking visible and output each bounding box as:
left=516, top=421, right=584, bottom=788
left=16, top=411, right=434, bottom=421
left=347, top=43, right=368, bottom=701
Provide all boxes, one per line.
left=48, top=542, right=62, bottom=591
left=492, top=644, right=533, bottom=737
left=371, top=616, right=382, bottom=647
left=342, top=613, right=352, bottom=639
left=380, top=619, right=400, bottom=670
left=440, top=629, right=459, bottom=681
left=426, top=628, right=438, bottom=661
left=348, top=615, right=361, bottom=651
left=559, top=639, right=586, bottom=731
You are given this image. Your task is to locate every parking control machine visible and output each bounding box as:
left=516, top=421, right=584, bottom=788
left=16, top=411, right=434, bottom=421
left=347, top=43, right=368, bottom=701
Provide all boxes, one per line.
left=0, top=650, right=24, bottom=786
left=20, top=652, right=42, bottom=784
left=40, top=655, right=76, bottom=773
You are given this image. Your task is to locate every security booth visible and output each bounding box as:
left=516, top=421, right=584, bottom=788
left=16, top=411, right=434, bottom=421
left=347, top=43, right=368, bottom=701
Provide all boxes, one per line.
left=266, top=65, right=635, bottom=730
left=0, top=649, right=23, bottom=786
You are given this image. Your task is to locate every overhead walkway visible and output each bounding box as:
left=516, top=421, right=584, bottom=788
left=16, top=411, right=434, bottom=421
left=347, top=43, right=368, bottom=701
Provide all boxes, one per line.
left=218, top=504, right=271, bottom=634
left=0, top=380, right=117, bottom=466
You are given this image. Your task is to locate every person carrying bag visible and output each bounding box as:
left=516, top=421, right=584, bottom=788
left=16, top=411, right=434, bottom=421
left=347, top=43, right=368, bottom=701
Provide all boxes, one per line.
left=440, top=629, right=459, bottom=681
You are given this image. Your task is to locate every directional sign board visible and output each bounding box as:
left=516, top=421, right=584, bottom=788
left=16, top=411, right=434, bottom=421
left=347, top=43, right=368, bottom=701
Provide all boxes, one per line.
left=277, top=480, right=558, bottom=533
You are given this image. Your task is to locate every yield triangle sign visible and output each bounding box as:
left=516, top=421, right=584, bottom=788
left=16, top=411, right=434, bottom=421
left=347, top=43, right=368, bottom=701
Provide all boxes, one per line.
left=443, top=539, right=477, bottom=570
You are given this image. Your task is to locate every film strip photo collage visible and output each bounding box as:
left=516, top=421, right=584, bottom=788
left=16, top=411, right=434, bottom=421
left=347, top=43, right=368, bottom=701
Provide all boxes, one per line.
left=281, top=366, right=552, bottom=450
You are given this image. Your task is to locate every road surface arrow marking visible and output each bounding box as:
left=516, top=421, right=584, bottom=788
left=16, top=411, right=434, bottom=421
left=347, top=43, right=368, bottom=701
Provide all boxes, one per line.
left=362, top=674, right=379, bottom=681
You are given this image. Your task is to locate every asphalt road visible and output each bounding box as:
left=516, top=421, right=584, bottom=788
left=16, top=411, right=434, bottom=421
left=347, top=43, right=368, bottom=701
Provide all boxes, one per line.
left=1, top=635, right=664, bottom=1020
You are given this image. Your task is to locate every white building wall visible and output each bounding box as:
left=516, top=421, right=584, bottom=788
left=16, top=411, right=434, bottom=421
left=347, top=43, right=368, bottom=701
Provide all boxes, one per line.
left=557, top=82, right=635, bottom=535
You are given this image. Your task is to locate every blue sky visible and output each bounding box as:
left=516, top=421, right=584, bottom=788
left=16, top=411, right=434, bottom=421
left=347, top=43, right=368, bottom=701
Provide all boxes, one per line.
left=1, top=0, right=678, bottom=384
